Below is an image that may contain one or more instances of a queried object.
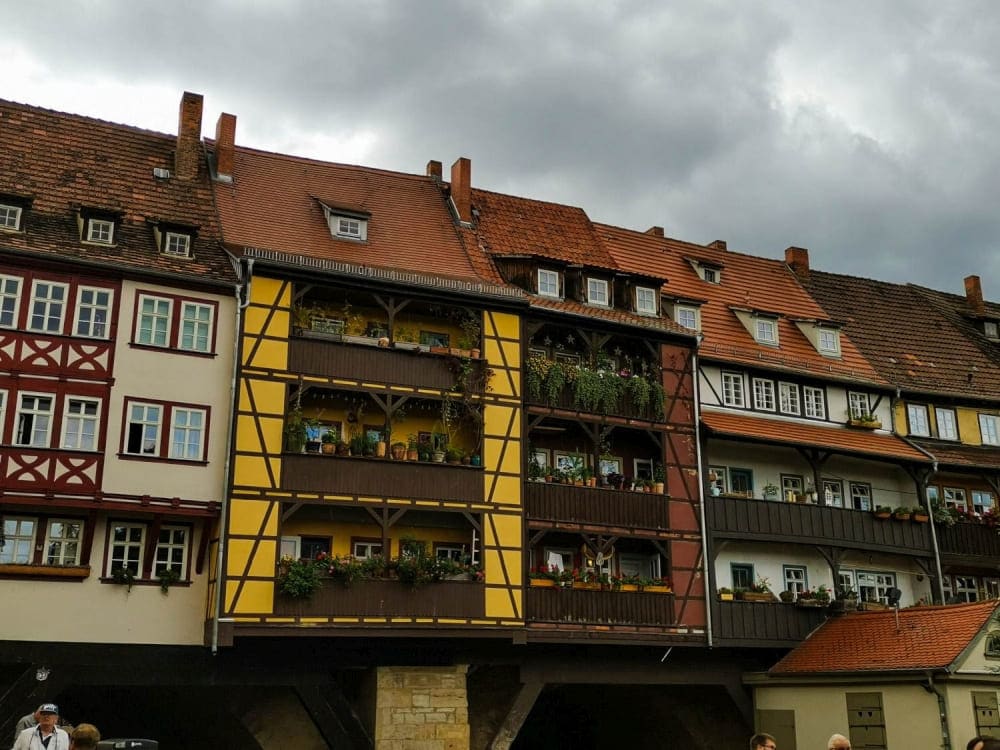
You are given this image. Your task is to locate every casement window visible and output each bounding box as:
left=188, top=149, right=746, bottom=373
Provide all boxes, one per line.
left=838, top=569, right=857, bottom=597
left=587, top=278, right=609, bottom=306
left=803, top=386, right=825, bottom=419
left=818, top=329, right=840, bottom=355
left=435, top=544, right=466, bottom=561
left=169, top=408, right=206, bottom=460
left=537, top=269, right=560, bottom=298
left=908, top=404, right=930, bottom=436
left=635, top=287, right=657, bottom=315
left=107, top=523, right=145, bottom=576
left=0, top=203, right=22, bottom=230
left=0, top=275, right=21, bottom=327
left=848, top=392, right=870, bottom=420
left=86, top=218, right=115, bottom=244
left=972, top=490, right=995, bottom=515
left=136, top=295, right=172, bottom=346
left=618, top=553, right=659, bottom=580
left=352, top=539, right=383, bottom=559
left=27, top=280, right=68, bottom=334
left=850, top=482, right=873, bottom=511
left=542, top=547, right=576, bottom=573
left=74, top=287, right=112, bottom=338
left=857, top=572, right=896, bottom=605
left=45, top=519, right=83, bottom=565
left=781, top=474, right=804, bottom=500
left=708, top=466, right=728, bottom=495
left=124, top=400, right=208, bottom=461
left=752, top=378, right=776, bottom=411
left=154, top=525, right=189, bottom=578
left=944, top=487, right=968, bottom=512
left=980, top=414, right=1000, bottom=446
left=778, top=382, right=800, bottom=415
left=729, top=468, right=754, bottom=497
left=702, top=267, right=720, bottom=284
left=331, top=216, right=367, bottom=240
left=935, top=408, right=958, bottom=440
left=945, top=576, right=979, bottom=604
left=730, top=563, right=753, bottom=590
left=823, top=479, right=845, bottom=508
left=163, top=231, right=191, bottom=257
left=721, top=372, right=745, bottom=407
left=15, top=393, right=54, bottom=447
left=985, top=321, right=1000, bottom=340
left=61, top=397, right=100, bottom=451
left=124, top=402, right=162, bottom=456
left=783, top=565, right=807, bottom=595
left=755, top=317, right=778, bottom=345
left=180, top=302, right=213, bottom=353
left=0, top=517, right=36, bottom=563
left=674, top=305, right=699, bottom=331
left=133, top=292, right=218, bottom=354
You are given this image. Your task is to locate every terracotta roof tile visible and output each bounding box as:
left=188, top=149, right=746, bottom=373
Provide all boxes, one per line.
left=804, top=271, right=1000, bottom=398
left=599, top=226, right=885, bottom=385
left=530, top=295, right=692, bottom=336
left=770, top=600, right=998, bottom=674
left=910, top=438, right=1000, bottom=470
left=702, top=409, right=931, bottom=463
left=0, top=99, right=234, bottom=285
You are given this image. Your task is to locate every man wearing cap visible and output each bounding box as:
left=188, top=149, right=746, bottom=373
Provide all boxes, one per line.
left=12, top=704, right=68, bottom=750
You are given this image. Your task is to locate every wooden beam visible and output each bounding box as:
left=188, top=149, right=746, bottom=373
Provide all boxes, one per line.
left=488, top=681, right=544, bottom=750
left=461, top=512, right=482, bottom=533
left=281, top=502, right=304, bottom=522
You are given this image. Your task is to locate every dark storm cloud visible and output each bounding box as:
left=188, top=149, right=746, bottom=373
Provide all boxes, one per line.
left=5, top=0, right=1000, bottom=293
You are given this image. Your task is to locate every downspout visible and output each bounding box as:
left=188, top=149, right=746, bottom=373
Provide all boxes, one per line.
left=212, top=258, right=252, bottom=655
left=691, top=339, right=713, bottom=647
left=923, top=671, right=951, bottom=750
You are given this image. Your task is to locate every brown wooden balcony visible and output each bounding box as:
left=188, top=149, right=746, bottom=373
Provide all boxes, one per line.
left=526, top=586, right=675, bottom=627
left=711, top=600, right=828, bottom=647
left=937, top=522, right=1000, bottom=568
left=524, top=481, right=671, bottom=531
left=707, top=495, right=933, bottom=557
left=273, top=578, right=485, bottom=619
left=525, top=383, right=663, bottom=423
left=281, top=454, right=484, bottom=503
left=289, top=336, right=484, bottom=393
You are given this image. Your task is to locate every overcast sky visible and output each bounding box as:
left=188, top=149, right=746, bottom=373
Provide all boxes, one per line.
left=3, top=1, right=999, bottom=295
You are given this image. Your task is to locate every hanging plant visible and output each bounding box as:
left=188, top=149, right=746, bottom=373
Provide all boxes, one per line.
left=278, top=558, right=324, bottom=599
left=544, top=361, right=567, bottom=406
left=627, top=374, right=652, bottom=414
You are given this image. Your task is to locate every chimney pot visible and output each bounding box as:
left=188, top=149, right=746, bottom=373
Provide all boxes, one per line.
left=645, top=226, right=664, bottom=238
left=450, top=157, right=472, bottom=224
left=214, top=113, right=236, bottom=181
left=175, top=91, right=204, bottom=181
left=426, top=160, right=442, bottom=180
left=785, top=246, right=810, bottom=280
left=965, top=275, right=986, bottom=315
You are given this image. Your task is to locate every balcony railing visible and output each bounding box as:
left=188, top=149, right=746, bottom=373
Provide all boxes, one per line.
left=526, top=586, right=675, bottom=627
left=711, top=600, right=828, bottom=647
left=524, top=383, right=663, bottom=422
left=289, top=336, right=485, bottom=393
left=706, top=495, right=933, bottom=556
left=281, top=454, right=484, bottom=503
left=273, top=578, right=485, bottom=619
left=937, top=522, right=1000, bottom=564
left=524, top=481, right=671, bottom=530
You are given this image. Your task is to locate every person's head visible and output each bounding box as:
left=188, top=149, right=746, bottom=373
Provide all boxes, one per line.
left=750, top=733, right=777, bottom=750
left=36, top=704, right=59, bottom=732
left=968, top=737, right=986, bottom=750
left=828, top=734, right=851, bottom=750
left=69, top=723, right=100, bottom=750
left=978, top=739, right=1000, bottom=750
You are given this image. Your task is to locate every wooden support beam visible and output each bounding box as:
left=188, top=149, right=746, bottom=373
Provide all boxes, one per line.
left=489, top=681, right=544, bottom=750
left=295, top=682, right=371, bottom=750
left=282, top=502, right=304, bottom=522
left=529, top=529, right=549, bottom=547
left=461, top=512, right=482, bottom=533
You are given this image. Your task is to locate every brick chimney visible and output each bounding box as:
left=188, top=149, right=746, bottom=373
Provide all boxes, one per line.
left=175, top=91, right=204, bottom=181
left=214, top=112, right=236, bottom=182
left=708, top=240, right=727, bottom=250
left=645, top=226, right=664, bottom=237
left=426, top=160, right=442, bottom=180
left=785, top=246, right=810, bottom=280
left=450, top=157, right=472, bottom=224
left=965, top=275, right=986, bottom=315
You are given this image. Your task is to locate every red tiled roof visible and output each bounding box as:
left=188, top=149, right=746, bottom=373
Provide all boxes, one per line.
left=770, top=600, right=998, bottom=674
left=0, top=99, right=234, bottom=285
left=804, top=271, right=1000, bottom=399
left=214, top=147, right=492, bottom=286
left=910, top=438, right=1000, bottom=470
left=701, top=409, right=931, bottom=463
left=530, top=295, right=692, bottom=336
left=599, top=226, right=886, bottom=385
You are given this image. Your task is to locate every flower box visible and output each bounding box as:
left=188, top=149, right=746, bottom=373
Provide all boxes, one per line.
left=740, top=591, right=774, bottom=602
left=618, top=583, right=640, bottom=592
left=572, top=581, right=602, bottom=591
left=529, top=578, right=557, bottom=588
left=847, top=418, right=882, bottom=430
left=861, top=601, right=889, bottom=611
left=795, top=598, right=828, bottom=608
left=718, top=592, right=734, bottom=601
left=0, top=564, right=90, bottom=579
left=641, top=584, right=672, bottom=594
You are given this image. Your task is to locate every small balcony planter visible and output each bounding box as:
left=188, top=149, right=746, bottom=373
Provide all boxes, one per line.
left=893, top=506, right=912, bottom=521
left=718, top=587, right=734, bottom=601
left=641, top=584, right=672, bottom=594
left=529, top=577, right=557, bottom=588
left=873, top=505, right=893, bottom=520
left=847, top=418, right=882, bottom=430
left=740, top=591, right=774, bottom=602
left=913, top=511, right=930, bottom=523
left=572, top=581, right=602, bottom=591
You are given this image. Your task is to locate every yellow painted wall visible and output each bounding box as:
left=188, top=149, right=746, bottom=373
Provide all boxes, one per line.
left=896, top=400, right=998, bottom=447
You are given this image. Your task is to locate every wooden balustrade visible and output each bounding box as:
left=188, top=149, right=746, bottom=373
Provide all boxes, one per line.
left=524, top=481, right=671, bottom=530
left=526, top=586, right=675, bottom=626
left=273, top=577, right=485, bottom=619
left=711, top=600, right=829, bottom=647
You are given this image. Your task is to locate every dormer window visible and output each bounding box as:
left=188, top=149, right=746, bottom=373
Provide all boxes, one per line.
left=164, top=231, right=191, bottom=257
left=675, top=305, right=699, bottom=331
left=538, top=269, right=560, bottom=298
left=0, top=204, right=22, bottom=231
left=587, top=278, right=609, bottom=307
left=818, top=328, right=840, bottom=354
left=635, top=286, right=657, bottom=315
left=985, top=321, right=999, bottom=340
left=87, top=218, right=114, bottom=244
left=336, top=217, right=362, bottom=238
left=703, top=267, right=719, bottom=284
left=755, top=317, right=778, bottom=345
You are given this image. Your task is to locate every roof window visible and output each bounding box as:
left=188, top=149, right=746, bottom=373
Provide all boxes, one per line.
left=319, top=202, right=370, bottom=242
left=0, top=204, right=22, bottom=231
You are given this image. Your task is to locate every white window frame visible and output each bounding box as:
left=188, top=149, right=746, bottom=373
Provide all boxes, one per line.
left=61, top=396, right=100, bottom=451
left=0, top=203, right=22, bottom=230
left=803, top=386, right=825, bottom=419
left=702, top=267, right=719, bottom=284
left=985, top=321, right=999, bottom=339
left=972, top=490, right=995, bottom=516
left=0, top=516, right=36, bottom=564
left=136, top=294, right=173, bottom=347
left=154, top=525, right=189, bottom=578
left=330, top=215, right=367, bottom=240
left=279, top=536, right=302, bottom=560
left=169, top=407, right=206, bottom=461
left=15, top=392, right=54, bottom=447
left=857, top=570, right=896, bottom=605
left=980, top=414, right=1000, bottom=446
left=45, top=519, right=83, bottom=566
left=435, top=544, right=466, bottom=561
left=352, top=539, right=383, bottom=559
left=823, top=479, right=844, bottom=508
left=542, top=546, right=576, bottom=573
left=944, top=487, right=968, bottom=512
left=0, top=274, right=21, bottom=328
left=755, top=317, right=778, bottom=345
left=752, top=378, right=776, bottom=412
left=850, top=482, right=872, bottom=511
left=778, top=382, right=800, bottom=415
left=635, top=286, right=657, bottom=315
left=74, top=286, right=113, bottom=339
left=587, top=278, right=609, bottom=307
left=27, top=280, right=68, bottom=334
left=124, top=402, right=163, bottom=456
left=783, top=565, right=808, bottom=595
left=87, top=217, right=115, bottom=244
left=537, top=269, right=560, bottom=298
left=163, top=231, right=191, bottom=257
left=674, top=305, right=699, bottom=331
left=708, top=466, right=728, bottom=495
left=908, top=404, right=930, bottom=437
left=848, top=392, right=870, bottom=420
left=179, top=301, right=213, bottom=353
left=818, top=328, right=840, bottom=355
left=722, top=372, right=745, bottom=408
left=935, top=407, right=958, bottom=440
left=107, top=523, right=145, bottom=577
left=781, top=474, right=804, bottom=501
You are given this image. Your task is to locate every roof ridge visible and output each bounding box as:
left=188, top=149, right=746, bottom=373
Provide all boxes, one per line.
left=0, top=97, right=175, bottom=141
left=471, top=185, right=590, bottom=214
left=231, top=144, right=435, bottom=182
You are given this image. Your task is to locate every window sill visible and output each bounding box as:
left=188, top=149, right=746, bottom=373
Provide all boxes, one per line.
left=98, top=577, right=192, bottom=588
left=116, top=453, right=209, bottom=466
left=0, top=564, right=90, bottom=580
left=128, top=342, right=218, bottom=358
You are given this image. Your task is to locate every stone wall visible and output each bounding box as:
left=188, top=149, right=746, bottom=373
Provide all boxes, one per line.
left=372, top=665, right=470, bottom=750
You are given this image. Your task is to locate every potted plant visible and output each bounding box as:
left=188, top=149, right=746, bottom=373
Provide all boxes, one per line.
left=742, top=576, right=774, bottom=602
left=893, top=505, right=912, bottom=521
left=874, top=504, right=893, bottom=520
left=847, top=411, right=882, bottom=429
left=284, top=406, right=309, bottom=453
left=335, top=438, right=349, bottom=456
left=445, top=447, right=463, bottom=465
left=779, top=589, right=796, bottom=603
left=321, top=429, right=337, bottom=454
left=913, top=506, right=930, bottom=523
left=277, top=557, right=324, bottom=599
left=762, top=482, right=780, bottom=500
left=641, top=577, right=672, bottom=594
left=111, top=565, right=137, bottom=592
left=528, top=564, right=561, bottom=588
left=326, top=555, right=364, bottom=587
left=349, top=433, right=365, bottom=457
left=830, top=586, right=858, bottom=612
left=157, top=568, right=181, bottom=594
left=393, top=325, right=421, bottom=351
left=652, top=463, right=665, bottom=494
left=406, top=434, right=420, bottom=461
left=718, top=586, right=734, bottom=602
left=390, top=441, right=406, bottom=460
